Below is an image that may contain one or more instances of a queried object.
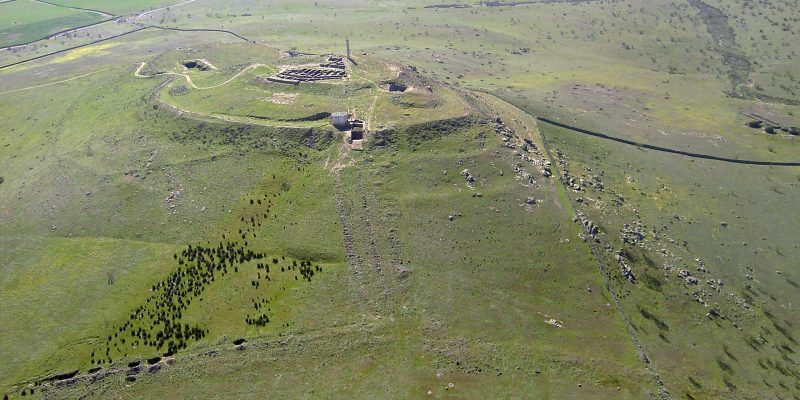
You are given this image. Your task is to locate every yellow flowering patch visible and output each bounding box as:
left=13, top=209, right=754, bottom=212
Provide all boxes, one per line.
left=6, top=42, right=118, bottom=72
left=49, top=42, right=118, bottom=64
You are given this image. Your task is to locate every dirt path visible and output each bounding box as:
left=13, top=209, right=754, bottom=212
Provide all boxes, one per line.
left=147, top=74, right=322, bottom=129
left=0, top=67, right=111, bottom=95
left=326, top=60, right=384, bottom=172
left=134, top=0, right=199, bottom=19
left=134, top=61, right=268, bottom=90
left=354, top=171, right=397, bottom=320
left=150, top=82, right=321, bottom=128
left=137, top=62, right=329, bottom=128
left=332, top=178, right=371, bottom=310
left=330, top=162, right=402, bottom=341
left=347, top=59, right=388, bottom=132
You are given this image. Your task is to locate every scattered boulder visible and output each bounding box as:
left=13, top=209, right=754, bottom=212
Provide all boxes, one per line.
left=573, top=212, right=599, bottom=236
left=542, top=162, right=552, bottom=177
left=678, top=269, right=699, bottom=285
left=146, top=356, right=161, bottom=365
left=168, top=85, right=189, bottom=96
left=746, top=120, right=763, bottom=129
left=233, top=338, right=247, bottom=346
left=615, top=250, right=636, bottom=283
left=621, top=221, right=646, bottom=245
left=461, top=169, right=476, bottom=188
left=526, top=196, right=537, bottom=205
left=397, top=267, right=411, bottom=279
left=125, top=375, right=136, bottom=383
left=544, top=318, right=564, bottom=328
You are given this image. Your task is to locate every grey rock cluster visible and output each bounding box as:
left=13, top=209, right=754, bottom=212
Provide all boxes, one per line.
left=460, top=169, right=476, bottom=188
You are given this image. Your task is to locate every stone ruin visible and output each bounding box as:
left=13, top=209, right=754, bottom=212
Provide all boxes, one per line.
left=267, top=56, right=347, bottom=85
left=343, top=117, right=365, bottom=150
left=320, top=56, right=345, bottom=69
left=182, top=59, right=213, bottom=71
left=350, top=119, right=365, bottom=141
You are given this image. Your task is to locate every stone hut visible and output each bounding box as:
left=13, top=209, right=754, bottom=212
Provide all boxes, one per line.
left=350, top=119, right=365, bottom=140
left=331, top=112, right=349, bottom=128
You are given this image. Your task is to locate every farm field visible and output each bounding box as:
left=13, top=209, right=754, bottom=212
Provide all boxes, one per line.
left=0, top=0, right=107, bottom=47
left=0, top=1, right=798, bottom=399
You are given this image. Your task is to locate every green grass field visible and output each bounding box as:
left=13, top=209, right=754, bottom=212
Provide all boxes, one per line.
left=0, top=1, right=799, bottom=399
left=0, top=0, right=106, bottom=47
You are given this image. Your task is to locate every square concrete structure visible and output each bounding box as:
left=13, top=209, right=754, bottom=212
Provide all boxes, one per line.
left=331, top=112, right=349, bottom=128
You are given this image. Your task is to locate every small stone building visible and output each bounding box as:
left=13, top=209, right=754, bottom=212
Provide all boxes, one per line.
left=331, top=112, right=349, bottom=128
left=350, top=119, right=365, bottom=140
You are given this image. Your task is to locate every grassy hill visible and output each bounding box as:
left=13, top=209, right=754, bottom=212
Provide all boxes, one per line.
left=0, top=1, right=798, bottom=399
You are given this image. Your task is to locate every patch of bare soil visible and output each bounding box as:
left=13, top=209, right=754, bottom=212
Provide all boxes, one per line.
left=264, top=92, right=297, bottom=105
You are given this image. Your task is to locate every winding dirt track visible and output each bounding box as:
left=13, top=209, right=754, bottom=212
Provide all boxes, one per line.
left=135, top=0, right=199, bottom=19
left=138, top=62, right=331, bottom=129
left=0, top=67, right=111, bottom=95
left=134, top=61, right=268, bottom=90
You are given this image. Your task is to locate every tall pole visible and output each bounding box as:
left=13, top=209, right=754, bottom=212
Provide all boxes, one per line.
left=346, top=38, right=350, bottom=59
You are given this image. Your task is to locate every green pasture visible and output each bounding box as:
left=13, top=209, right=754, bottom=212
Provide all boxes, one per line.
left=0, top=0, right=105, bottom=47
left=0, top=0, right=798, bottom=398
